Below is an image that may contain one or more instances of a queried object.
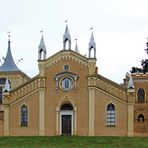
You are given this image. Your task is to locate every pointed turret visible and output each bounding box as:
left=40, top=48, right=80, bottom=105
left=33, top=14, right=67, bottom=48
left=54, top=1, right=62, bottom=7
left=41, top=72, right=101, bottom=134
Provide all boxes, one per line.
left=3, top=79, right=11, bottom=92
left=127, top=75, right=134, bottom=89
left=75, top=39, right=79, bottom=53
left=88, top=29, right=96, bottom=58
left=38, top=32, right=47, bottom=60
left=63, top=24, right=71, bottom=50
left=0, top=35, right=20, bottom=72
left=89, top=32, right=96, bottom=49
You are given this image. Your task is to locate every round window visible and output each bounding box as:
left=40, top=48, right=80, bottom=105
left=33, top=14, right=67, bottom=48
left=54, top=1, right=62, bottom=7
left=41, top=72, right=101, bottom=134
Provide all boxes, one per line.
left=60, top=77, right=74, bottom=91
left=64, top=65, right=69, bottom=71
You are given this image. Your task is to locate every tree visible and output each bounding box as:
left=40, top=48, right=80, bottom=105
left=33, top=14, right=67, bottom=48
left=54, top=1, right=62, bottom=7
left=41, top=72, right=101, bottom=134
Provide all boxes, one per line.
left=141, top=59, right=148, bottom=73
left=130, top=41, right=148, bottom=74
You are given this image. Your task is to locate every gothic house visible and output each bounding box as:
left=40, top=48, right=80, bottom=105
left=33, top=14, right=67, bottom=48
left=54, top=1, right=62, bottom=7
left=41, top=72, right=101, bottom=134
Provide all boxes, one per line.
left=0, top=25, right=147, bottom=136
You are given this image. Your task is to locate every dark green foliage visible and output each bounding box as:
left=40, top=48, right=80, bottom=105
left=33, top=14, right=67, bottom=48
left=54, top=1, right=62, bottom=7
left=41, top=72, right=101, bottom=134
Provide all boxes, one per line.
left=141, top=59, right=148, bottom=73
left=0, top=136, right=148, bottom=148
left=131, top=42, right=148, bottom=74
left=130, top=67, right=143, bottom=73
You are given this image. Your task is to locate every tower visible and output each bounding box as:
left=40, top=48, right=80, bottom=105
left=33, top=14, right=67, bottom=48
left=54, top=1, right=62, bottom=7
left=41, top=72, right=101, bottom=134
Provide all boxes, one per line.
left=38, top=32, right=47, bottom=60
left=0, top=35, right=20, bottom=72
left=88, top=29, right=96, bottom=58
left=0, top=34, right=30, bottom=90
left=63, top=24, right=71, bottom=50
left=75, top=39, right=79, bottom=53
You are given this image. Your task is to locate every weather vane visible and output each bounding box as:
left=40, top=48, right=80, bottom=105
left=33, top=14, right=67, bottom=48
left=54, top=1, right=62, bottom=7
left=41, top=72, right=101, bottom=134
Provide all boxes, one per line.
left=40, top=30, right=43, bottom=34
left=7, top=31, right=11, bottom=38
left=90, top=27, right=93, bottom=30
left=16, top=59, right=23, bottom=65
left=65, top=19, right=68, bottom=24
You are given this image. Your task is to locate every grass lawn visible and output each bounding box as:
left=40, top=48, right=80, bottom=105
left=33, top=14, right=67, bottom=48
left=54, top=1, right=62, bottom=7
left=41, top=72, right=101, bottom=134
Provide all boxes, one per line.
left=0, top=136, right=148, bottom=148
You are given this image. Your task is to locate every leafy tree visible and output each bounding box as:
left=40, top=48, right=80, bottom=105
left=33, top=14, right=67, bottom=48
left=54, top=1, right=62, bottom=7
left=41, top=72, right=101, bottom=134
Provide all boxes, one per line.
left=130, top=67, right=143, bottom=73
left=141, top=59, right=148, bottom=73
left=130, top=41, right=148, bottom=74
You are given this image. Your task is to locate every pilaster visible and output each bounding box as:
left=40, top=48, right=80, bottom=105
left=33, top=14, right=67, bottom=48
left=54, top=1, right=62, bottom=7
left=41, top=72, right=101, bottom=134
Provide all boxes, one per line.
left=127, top=89, right=135, bottom=137
left=4, top=105, right=9, bottom=136
left=74, top=106, right=77, bottom=135
left=88, top=87, right=95, bottom=136
left=39, top=88, right=45, bottom=136
left=56, top=107, right=59, bottom=135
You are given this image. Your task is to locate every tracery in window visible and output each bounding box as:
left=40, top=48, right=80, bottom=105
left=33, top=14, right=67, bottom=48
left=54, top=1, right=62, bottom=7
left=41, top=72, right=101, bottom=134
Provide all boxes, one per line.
left=137, top=88, right=145, bottom=102
left=107, top=103, right=115, bottom=126
left=20, top=105, right=28, bottom=126
left=60, top=77, right=74, bottom=91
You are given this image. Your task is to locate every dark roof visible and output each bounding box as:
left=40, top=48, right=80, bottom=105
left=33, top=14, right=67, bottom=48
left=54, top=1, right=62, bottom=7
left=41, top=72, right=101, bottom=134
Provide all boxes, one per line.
left=0, top=39, right=20, bottom=72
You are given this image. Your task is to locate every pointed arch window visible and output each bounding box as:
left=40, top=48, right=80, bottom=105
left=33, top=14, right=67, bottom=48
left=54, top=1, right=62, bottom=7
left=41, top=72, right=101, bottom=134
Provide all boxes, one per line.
left=138, top=114, right=144, bottom=122
left=137, top=88, right=145, bottom=102
left=20, top=105, right=28, bottom=126
left=60, top=103, right=73, bottom=110
left=63, top=38, right=71, bottom=50
left=107, top=103, right=115, bottom=126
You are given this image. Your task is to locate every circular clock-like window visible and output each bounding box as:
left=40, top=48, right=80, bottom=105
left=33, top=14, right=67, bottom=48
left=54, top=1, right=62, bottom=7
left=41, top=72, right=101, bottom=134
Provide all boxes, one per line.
left=60, top=77, right=74, bottom=91
left=64, top=65, right=69, bottom=71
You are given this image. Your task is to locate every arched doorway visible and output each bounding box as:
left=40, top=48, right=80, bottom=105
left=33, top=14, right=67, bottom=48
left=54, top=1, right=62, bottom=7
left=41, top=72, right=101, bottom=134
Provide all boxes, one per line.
left=60, top=103, right=73, bottom=135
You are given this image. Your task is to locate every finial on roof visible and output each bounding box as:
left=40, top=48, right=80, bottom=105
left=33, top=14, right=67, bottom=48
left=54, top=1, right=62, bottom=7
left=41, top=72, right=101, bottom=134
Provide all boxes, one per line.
left=127, top=75, right=134, bottom=89
left=0, top=32, right=20, bottom=72
left=89, top=27, right=96, bottom=49
left=3, top=79, right=11, bottom=92
left=7, top=31, right=11, bottom=39
left=88, top=27, right=96, bottom=58
left=63, top=20, right=71, bottom=50
left=75, top=38, right=79, bottom=53
left=38, top=30, right=46, bottom=60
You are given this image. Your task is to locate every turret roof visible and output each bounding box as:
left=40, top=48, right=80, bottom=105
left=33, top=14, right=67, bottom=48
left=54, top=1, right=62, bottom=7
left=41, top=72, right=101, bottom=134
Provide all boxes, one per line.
left=63, top=24, right=71, bottom=41
left=0, top=38, right=20, bottom=72
left=89, top=32, right=96, bottom=49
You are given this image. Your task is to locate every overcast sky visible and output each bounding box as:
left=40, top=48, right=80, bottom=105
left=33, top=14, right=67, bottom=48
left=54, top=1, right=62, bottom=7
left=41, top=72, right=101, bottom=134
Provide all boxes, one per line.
left=0, top=0, right=148, bottom=83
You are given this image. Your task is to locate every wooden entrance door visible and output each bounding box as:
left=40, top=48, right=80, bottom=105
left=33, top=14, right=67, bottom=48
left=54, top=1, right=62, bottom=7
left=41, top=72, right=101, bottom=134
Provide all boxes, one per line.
left=62, top=115, right=71, bottom=135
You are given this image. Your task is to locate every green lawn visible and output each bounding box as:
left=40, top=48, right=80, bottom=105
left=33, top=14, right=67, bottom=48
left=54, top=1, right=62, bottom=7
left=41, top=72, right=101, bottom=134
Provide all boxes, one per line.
left=0, top=136, right=148, bottom=148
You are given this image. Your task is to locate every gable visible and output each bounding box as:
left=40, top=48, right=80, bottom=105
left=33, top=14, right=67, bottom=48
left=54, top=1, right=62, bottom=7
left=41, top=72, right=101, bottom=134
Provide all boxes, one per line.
left=45, top=50, right=88, bottom=68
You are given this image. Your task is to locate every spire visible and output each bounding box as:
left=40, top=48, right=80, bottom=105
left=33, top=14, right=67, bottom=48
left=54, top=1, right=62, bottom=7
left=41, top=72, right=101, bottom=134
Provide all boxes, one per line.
left=3, top=79, right=11, bottom=92
left=89, top=31, right=96, bottom=50
left=63, top=21, right=71, bottom=50
left=75, top=39, right=79, bottom=53
left=88, top=28, right=96, bottom=58
left=38, top=31, right=46, bottom=60
left=0, top=34, right=20, bottom=72
left=63, top=24, right=71, bottom=41
left=127, top=74, right=134, bottom=89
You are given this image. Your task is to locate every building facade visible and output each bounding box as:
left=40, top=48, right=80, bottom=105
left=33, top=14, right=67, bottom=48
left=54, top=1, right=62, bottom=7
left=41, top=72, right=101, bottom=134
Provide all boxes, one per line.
left=0, top=25, right=147, bottom=136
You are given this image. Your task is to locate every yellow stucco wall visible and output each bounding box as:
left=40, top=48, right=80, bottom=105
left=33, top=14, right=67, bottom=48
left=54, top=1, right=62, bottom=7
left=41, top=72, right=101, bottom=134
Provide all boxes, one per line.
left=94, top=90, right=128, bottom=136
left=9, top=92, right=39, bottom=136
left=44, top=59, right=89, bottom=135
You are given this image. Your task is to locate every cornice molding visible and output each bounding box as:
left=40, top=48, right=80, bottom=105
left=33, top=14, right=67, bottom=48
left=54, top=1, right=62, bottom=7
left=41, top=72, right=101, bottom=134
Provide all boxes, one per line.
left=44, top=50, right=89, bottom=68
